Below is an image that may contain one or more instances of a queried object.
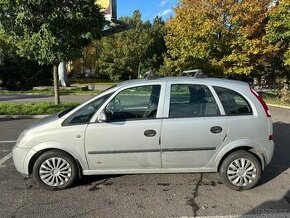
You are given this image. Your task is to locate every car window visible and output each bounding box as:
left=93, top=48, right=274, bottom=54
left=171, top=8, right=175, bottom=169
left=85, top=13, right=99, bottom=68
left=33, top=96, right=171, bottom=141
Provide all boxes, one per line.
left=105, top=85, right=161, bottom=122
left=169, top=84, right=220, bottom=118
left=213, top=86, right=252, bottom=116
left=63, top=93, right=112, bottom=125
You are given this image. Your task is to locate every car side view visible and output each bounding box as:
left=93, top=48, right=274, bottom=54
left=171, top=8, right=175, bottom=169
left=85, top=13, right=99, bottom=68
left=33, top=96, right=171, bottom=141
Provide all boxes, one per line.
left=12, top=77, right=274, bottom=191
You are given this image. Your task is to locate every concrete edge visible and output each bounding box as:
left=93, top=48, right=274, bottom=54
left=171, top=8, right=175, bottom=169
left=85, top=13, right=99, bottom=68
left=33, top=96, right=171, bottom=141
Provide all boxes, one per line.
left=0, top=115, right=49, bottom=120
left=267, top=104, right=290, bottom=110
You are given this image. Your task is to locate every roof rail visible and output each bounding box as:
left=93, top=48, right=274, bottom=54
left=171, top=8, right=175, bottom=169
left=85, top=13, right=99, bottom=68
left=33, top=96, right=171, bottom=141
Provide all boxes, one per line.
left=182, top=69, right=206, bottom=78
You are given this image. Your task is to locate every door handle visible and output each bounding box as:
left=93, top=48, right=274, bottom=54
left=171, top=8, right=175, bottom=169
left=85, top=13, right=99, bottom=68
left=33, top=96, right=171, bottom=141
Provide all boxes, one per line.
left=210, top=126, right=223, bottom=134
left=144, top=129, right=157, bottom=137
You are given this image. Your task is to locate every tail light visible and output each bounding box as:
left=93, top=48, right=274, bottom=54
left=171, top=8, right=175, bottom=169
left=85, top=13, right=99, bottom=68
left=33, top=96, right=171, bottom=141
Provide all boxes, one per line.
left=250, top=85, right=271, bottom=117
left=269, top=135, right=273, bottom=141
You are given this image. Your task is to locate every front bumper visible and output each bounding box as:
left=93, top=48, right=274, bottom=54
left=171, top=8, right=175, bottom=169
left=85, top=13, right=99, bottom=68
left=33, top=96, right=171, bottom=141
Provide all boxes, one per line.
left=12, top=145, right=31, bottom=177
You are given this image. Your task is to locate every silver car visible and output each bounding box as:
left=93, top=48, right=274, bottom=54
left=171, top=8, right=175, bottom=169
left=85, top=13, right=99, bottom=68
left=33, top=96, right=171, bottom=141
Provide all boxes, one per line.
left=12, top=77, right=274, bottom=191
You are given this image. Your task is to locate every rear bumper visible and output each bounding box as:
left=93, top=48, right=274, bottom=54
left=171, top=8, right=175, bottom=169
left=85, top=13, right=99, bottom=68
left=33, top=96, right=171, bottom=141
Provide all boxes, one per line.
left=262, top=140, right=275, bottom=166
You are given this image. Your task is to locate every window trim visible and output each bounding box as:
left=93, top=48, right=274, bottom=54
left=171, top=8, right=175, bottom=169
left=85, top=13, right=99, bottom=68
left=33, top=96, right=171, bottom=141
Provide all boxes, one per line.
left=213, top=86, right=253, bottom=117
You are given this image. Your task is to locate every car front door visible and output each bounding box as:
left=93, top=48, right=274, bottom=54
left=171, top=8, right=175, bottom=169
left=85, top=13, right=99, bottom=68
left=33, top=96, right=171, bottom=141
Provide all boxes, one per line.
left=85, top=83, right=164, bottom=171
left=161, top=82, right=229, bottom=169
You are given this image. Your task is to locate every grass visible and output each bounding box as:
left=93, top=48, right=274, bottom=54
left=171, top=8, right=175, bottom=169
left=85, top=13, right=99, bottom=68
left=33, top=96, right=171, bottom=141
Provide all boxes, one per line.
left=0, top=102, right=80, bottom=115
left=260, top=91, right=290, bottom=107
left=70, top=78, right=116, bottom=85
left=264, top=98, right=290, bottom=107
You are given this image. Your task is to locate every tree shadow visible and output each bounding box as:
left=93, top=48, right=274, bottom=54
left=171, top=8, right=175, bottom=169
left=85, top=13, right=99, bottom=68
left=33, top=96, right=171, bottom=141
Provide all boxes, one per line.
left=258, top=122, right=290, bottom=186
left=246, top=190, right=290, bottom=215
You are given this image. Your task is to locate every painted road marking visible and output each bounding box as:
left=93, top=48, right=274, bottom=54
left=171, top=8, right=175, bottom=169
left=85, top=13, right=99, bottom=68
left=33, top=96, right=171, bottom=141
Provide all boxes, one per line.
left=0, top=141, right=17, bottom=143
left=0, top=152, right=12, bottom=167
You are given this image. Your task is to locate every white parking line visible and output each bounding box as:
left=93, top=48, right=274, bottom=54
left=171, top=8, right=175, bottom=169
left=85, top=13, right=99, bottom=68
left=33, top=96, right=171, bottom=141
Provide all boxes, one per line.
left=0, top=141, right=17, bottom=143
left=0, top=152, right=12, bottom=167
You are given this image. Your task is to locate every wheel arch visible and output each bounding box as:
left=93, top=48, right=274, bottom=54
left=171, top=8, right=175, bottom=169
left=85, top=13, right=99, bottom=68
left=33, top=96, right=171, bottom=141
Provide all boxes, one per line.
left=217, top=146, right=265, bottom=172
left=24, top=141, right=88, bottom=177
left=28, top=148, right=83, bottom=178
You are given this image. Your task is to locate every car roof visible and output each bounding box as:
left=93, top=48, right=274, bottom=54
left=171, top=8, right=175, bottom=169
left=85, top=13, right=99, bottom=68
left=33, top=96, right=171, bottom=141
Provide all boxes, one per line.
left=117, top=77, right=249, bottom=88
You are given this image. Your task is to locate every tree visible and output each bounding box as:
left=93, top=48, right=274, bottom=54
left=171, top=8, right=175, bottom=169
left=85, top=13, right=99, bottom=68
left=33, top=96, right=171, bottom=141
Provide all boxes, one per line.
left=165, top=0, right=275, bottom=77
left=266, top=0, right=290, bottom=66
left=94, top=11, right=167, bottom=81
left=265, top=0, right=290, bottom=101
left=0, top=0, right=105, bottom=104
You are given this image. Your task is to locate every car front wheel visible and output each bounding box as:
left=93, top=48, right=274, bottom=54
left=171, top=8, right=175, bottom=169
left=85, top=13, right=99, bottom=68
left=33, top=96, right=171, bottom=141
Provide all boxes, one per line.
left=33, top=150, right=77, bottom=190
left=219, top=150, right=261, bottom=191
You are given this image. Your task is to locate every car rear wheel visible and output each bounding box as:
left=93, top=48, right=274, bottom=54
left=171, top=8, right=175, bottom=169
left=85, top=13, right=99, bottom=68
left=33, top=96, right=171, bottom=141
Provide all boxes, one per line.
left=219, top=150, right=261, bottom=191
left=33, top=150, right=77, bottom=190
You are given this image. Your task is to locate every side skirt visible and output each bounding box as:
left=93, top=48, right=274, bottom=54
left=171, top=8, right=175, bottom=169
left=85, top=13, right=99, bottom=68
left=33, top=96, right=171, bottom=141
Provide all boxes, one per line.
left=83, top=167, right=217, bottom=176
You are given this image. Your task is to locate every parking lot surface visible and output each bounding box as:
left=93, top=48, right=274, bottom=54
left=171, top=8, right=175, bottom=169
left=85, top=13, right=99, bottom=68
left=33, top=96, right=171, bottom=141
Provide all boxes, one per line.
left=0, top=107, right=289, bottom=217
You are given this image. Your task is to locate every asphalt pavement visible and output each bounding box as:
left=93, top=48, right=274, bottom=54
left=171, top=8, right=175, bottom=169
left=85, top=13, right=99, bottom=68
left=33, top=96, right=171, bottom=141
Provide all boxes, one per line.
left=0, top=107, right=289, bottom=217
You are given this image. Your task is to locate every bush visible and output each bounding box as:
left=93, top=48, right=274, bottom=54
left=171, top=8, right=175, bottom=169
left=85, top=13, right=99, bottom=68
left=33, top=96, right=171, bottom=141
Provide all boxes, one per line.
left=0, top=56, right=52, bottom=91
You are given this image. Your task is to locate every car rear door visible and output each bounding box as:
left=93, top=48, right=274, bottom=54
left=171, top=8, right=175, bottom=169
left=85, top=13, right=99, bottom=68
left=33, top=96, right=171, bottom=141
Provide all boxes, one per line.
left=161, top=82, right=229, bottom=169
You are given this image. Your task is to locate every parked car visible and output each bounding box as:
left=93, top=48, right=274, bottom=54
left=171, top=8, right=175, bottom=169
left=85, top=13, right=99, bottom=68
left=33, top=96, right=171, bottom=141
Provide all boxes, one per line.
left=12, top=77, right=274, bottom=191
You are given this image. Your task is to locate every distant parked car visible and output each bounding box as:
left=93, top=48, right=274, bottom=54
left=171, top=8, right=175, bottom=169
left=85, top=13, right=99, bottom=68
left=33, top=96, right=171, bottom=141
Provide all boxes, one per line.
left=13, top=77, right=274, bottom=190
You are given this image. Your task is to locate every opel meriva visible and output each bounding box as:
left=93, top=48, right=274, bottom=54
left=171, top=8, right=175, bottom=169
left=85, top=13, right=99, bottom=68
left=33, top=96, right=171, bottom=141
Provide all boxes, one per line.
left=13, top=77, right=274, bottom=190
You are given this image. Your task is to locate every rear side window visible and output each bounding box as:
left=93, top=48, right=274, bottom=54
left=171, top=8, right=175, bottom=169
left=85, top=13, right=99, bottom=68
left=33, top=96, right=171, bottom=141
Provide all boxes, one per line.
left=214, top=86, right=252, bottom=116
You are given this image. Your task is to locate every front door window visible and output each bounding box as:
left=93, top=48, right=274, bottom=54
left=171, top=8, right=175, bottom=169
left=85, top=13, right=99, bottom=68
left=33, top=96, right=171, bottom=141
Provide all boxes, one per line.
left=105, top=85, right=161, bottom=122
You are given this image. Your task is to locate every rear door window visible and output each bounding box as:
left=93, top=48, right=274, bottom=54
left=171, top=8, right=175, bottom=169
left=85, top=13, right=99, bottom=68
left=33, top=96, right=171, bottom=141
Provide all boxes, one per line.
left=169, top=84, right=220, bottom=118
left=213, top=86, right=252, bottom=116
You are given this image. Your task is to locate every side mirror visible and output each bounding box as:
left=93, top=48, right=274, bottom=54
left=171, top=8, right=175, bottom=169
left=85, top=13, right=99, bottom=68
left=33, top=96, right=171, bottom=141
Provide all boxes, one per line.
left=97, top=111, right=107, bottom=123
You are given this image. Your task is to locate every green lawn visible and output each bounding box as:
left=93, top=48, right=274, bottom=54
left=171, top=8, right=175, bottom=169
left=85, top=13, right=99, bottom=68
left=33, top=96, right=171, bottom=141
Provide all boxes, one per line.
left=260, top=91, right=290, bottom=107
left=0, top=102, right=80, bottom=115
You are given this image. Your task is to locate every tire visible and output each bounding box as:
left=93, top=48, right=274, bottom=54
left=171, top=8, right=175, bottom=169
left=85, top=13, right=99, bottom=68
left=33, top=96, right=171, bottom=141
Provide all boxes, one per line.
left=33, top=150, right=77, bottom=191
left=219, top=150, right=261, bottom=191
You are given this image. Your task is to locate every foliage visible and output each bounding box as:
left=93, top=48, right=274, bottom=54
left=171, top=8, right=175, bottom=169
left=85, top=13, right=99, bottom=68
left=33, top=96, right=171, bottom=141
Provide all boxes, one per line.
left=0, top=102, right=80, bottom=115
left=0, top=0, right=105, bottom=65
left=265, top=0, right=290, bottom=68
left=0, top=56, right=52, bottom=90
left=164, top=0, right=276, bottom=76
left=0, top=27, right=52, bottom=90
left=94, top=11, right=167, bottom=81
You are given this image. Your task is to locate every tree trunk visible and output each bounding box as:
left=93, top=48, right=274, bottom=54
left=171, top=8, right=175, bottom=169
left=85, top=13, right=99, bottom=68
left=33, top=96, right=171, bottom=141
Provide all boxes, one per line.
left=53, top=64, right=60, bottom=105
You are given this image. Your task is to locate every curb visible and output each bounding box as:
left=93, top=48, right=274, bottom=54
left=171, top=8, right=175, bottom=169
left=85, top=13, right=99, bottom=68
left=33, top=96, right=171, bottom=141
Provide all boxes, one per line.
left=267, top=104, right=290, bottom=110
left=0, top=115, right=49, bottom=120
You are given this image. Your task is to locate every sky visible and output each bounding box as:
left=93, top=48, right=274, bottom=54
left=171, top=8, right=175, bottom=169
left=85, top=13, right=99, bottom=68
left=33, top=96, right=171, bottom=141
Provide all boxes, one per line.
left=117, top=0, right=179, bottom=21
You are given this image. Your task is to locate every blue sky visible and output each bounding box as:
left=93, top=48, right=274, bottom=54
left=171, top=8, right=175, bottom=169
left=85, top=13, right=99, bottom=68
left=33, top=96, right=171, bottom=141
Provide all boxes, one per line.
left=117, top=0, right=179, bottom=21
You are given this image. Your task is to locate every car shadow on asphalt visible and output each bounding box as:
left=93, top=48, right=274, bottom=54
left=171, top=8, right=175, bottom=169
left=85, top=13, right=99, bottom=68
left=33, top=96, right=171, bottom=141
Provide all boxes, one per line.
left=258, top=122, right=290, bottom=186
left=75, top=175, right=122, bottom=191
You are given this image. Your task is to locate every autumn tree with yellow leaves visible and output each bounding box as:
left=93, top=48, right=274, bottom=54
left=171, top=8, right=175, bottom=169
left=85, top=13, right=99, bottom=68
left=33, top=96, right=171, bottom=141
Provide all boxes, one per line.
left=164, top=0, right=279, bottom=77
